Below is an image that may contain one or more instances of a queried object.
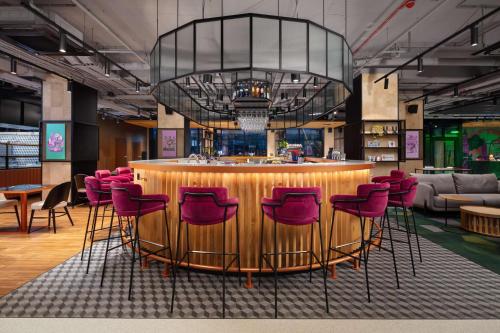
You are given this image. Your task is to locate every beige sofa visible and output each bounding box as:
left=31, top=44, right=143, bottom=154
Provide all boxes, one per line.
left=411, top=173, right=500, bottom=212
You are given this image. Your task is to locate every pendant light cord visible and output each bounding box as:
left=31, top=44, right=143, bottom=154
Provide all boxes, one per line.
left=156, top=0, right=159, bottom=38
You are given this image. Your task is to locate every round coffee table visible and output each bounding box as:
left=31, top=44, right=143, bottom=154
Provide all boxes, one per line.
left=460, top=206, right=500, bottom=237
left=438, top=194, right=476, bottom=227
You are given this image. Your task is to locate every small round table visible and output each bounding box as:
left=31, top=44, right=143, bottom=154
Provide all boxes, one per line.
left=460, top=206, right=500, bottom=237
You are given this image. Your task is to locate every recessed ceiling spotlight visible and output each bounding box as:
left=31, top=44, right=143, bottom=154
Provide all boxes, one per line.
left=104, top=60, right=110, bottom=77
left=135, top=80, right=140, bottom=93
left=383, top=77, right=389, bottom=89
left=291, top=73, right=300, bottom=83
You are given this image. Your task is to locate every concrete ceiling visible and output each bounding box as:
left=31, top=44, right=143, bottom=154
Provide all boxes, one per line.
left=0, top=0, right=499, bottom=119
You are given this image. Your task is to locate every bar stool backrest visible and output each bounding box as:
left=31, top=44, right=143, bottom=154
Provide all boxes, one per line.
left=95, top=170, right=111, bottom=179
left=356, top=183, right=390, bottom=216
left=270, top=187, right=321, bottom=225
left=42, top=182, right=71, bottom=210
left=179, top=187, right=230, bottom=225
left=390, top=170, right=405, bottom=179
left=391, top=177, right=418, bottom=207
left=85, top=176, right=110, bottom=204
left=116, top=167, right=132, bottom=175
left=110, top=181, right=143, bottom=215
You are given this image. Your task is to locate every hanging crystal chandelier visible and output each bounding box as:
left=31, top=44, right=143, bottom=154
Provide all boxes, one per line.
left=237, top=110, right=269, bottom=132
left=150, top=13, right=353, bottom=130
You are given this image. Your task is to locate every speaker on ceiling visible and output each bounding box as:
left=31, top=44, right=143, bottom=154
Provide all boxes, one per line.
left=407, top=104, right=418, bottom=114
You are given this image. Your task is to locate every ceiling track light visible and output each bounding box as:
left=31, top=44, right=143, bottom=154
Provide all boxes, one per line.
left=198, top=89, right=202, bottom=98
left=453, top=86, right=459, bottom=97
left=104, top=60, right=110, bottom=77
left=313, top=77, right=319, bottom=88
left=423, top=96, right=428, bottom=104
left=383, top=77, right=389, bottom=90
left=302, top=89, right=307, bottom=98
left=67, top=79, right=73, bottom=92
left=417, top=57, right=423, bottom=73
left=291, top=73, right=300, bottom=83
left=59, top=31, right=66, bottom=53
left=185, top=76, right=191, bottom=87
left=10, top=57, right=17, bottom=75
left=470, top=24, right=479, bottom=47
left=135, top=80, right=140, bottom=93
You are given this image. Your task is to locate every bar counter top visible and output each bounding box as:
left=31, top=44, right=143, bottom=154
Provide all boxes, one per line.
left=129, top=158, right=374, bottom=173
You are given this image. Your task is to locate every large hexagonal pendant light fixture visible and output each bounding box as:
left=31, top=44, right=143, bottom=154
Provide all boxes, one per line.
left=150, top=13, right=353, bottom=131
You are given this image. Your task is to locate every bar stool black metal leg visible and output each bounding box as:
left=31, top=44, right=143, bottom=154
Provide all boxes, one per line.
left=326, top=207, right=336, bottom=276
left=163, top=208, right=174, bottom=267
left=128, top=217, right=140, bottom=300
left=378, top=213, right=386, bottom=251
left=221, top=210, right=227, bottom=318
left=273, top=209, right=278, bottom=318
left=410, top=207, right=422, bottom=262
left=86, top=205, right=99, bottom=274
left=403, top=206, right=416, bottom=276
left=317, top=213, right=329, bottom=313
left=170, top=217, right=183, bottom=313
left=385, top=209, right=400, bottom=288
left=100, top=207, right=115, bottom=287
left=309, top=223, right=314, bottom=283
left=186, top=222, right=191, bottom=282
left=394, top=206, right=400, bottom=230
left=47, top=210, right=51, bottom=230
left=81, top=206, right=93, bottom=260
left=258, top=208, right=265, bottom=288
left=359, top=214, right=371, bottom=302
left=235, top=207, right=242, bottom=286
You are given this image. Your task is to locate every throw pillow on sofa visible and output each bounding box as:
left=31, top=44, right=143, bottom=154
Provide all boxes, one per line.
left=452, top=173, right=498, bottom=194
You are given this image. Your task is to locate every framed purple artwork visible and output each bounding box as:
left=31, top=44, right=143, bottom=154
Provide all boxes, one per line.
left=160, top=129, right=177, bottom=158
left=405, top=130, right=421, bottom=160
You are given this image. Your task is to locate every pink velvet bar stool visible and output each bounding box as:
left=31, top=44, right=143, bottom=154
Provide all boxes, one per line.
left=115, top=167, right=134, bottom=182
left=82, top=176, right=119, bottom=275
left=383, top=177, right=422, bottom=276
left=109, top=181, right=173, bottom=300
left=328, top=183, right=397, bottom=302
left=259, top=187, right=328, bottom=318
left=170, top=187, right=240, bottom=318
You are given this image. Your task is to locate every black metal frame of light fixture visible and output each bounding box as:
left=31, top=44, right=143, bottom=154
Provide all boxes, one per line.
left=374, top=7, right=500, bottom=84
left=20, top=0, right=148, bottom=87
left=150, top=13, right=353, bottom=129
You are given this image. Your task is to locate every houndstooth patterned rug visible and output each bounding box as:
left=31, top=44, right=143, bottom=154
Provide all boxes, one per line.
left=0, top=232, right=499, bottom=319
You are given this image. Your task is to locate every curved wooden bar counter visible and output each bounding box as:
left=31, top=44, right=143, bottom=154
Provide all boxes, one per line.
left=128, top=158, right=374, bottom=280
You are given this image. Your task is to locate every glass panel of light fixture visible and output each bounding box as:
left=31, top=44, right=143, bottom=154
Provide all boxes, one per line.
left=309, top=24, right=326, bottom=76
left=343, top=39, right=349, bottom=86
left=327, top=32, right=342, bottom=80
left=177, top=24, right=194, bottom=76
left=196, top=20, right=221, bottom=71
left=160, top=33, right=175, bottom=80
left=281, top=20, right=307, bottom=71
left=252, top=17, right=279, bottom=69
left=223, top=18, right=250, bottom=69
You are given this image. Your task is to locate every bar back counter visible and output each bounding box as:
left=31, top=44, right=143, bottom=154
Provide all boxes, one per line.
left=129, top=158, right=374, bottom=284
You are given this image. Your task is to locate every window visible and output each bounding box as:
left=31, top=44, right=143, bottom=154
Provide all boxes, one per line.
left=284, top=128, right=324, bottom=157
left=214, top=130, right=267, bottom=156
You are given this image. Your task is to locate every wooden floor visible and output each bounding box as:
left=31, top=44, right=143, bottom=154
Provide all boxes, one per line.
left=0, top=201, right=92, bottom=297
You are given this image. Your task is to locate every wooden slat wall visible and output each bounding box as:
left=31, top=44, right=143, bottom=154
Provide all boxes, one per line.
left=135, top=168, right=371, bottom=270
left=0, top=168, right=41, bottom=187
